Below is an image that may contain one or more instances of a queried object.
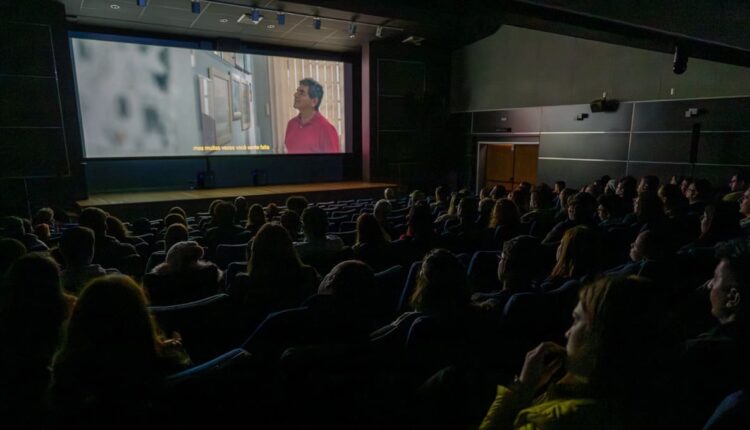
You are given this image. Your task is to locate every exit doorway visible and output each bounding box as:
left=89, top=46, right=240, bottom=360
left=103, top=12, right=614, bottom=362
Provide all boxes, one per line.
left=477, top=141, right=539, bottom=192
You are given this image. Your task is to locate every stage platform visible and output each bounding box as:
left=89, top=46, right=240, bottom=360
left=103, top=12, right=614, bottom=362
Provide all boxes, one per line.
left=77, top=181, right=397, bottom=220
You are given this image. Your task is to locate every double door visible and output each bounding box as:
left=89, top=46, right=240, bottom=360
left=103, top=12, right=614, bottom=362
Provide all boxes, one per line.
left=479, top=142, right=539, bottom=191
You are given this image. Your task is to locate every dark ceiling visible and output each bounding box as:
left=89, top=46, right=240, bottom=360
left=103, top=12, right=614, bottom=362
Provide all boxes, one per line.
left=56, top=0, right=750, bottom=66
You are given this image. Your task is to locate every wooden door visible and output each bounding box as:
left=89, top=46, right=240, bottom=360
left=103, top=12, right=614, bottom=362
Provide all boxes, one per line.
left=485, top=144, right=515, bottom=190
left=483, top=144, right=538, bottom=190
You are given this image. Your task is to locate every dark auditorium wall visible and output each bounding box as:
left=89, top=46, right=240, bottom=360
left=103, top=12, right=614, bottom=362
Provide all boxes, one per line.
left=450, top=25, right=750, bottom=189
left=366, top=40, right=468, bottom=192
left=0, top=0, right=86, bottom=216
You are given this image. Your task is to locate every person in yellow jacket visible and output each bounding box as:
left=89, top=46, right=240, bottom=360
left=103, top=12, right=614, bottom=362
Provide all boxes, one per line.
left=480, top=275, right=676, bottom=430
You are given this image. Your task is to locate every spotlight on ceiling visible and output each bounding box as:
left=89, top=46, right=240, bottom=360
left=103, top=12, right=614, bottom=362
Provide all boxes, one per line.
left=402, top=35, right=425, bottom=46
left=191, top=0, right=200, bottom=14
left=250, top=8, right=263, bottom=24
left=136, top=0, right=147, bottom=6
left=313, top=17, right=321, bottom=30
left=277, top=12, right=286, bottom=26
left=348, top=22, right=357, bottom=38
left=673, top=45, right=688, bottom=75
left=375, top=26, right=383, bottom=38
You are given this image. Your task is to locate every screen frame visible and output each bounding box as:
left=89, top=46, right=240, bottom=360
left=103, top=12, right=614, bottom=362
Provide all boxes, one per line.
left=68, top=26, right=359, bottom=161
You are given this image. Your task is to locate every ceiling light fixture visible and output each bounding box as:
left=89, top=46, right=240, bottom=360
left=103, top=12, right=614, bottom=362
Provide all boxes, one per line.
left=219, top=18, right=229, bottom=23
left=266, top=24, right=275, bottom=29
left=110, top=4, right=120, bottom=9
left=313, top=17, right=321, bottom=30
left=276, top=12, right=285, bottom=26
left=348, top=22, right=357, bottom=38
left=191, top=0, right=200, bottom=14
left=375, top=26, right=383, bottom=38
left=136, top=0, right=147, bottom=7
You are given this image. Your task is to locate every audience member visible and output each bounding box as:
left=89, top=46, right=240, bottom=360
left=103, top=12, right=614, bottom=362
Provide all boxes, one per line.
left=295, top=206, right=344, bottom=262
left=78, top=207, right=137, bottom=269
left=352, top=213, right=393, bottom=271
left=0, top=238, right=26, bottom=276
left=540, top=226, right=601, bottom=291
left=285, top=195, right=309, bottom=216
left=723, top=172, right=748, bottom=202
left=245, top=203, right=267, bottom=238
left=59, top=226, right=119, bottom=295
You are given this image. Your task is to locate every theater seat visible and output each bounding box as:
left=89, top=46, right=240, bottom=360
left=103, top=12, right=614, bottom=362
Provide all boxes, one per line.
left=215, top=243, right=247, bottom=269
left=143, top=265, right=222, bottom=306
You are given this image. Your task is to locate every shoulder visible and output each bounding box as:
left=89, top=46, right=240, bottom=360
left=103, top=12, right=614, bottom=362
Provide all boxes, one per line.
left=516, top=397, right=606, bottom=430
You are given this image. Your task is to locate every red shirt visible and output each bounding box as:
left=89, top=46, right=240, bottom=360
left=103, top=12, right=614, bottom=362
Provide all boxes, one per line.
left=284, top=111, right=340, bottom=154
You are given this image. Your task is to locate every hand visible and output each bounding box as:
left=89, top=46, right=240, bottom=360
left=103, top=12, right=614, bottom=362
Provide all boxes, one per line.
left=517, top=342, right=566, bottom=400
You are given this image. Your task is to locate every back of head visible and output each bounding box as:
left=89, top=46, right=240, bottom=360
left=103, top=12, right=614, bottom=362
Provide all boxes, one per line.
left=410, top=190, right=426, bottom=206
left=285, top=195, right=309, bottom=216
left=458, top=197, right=479, bottom=222
left=0, top=238, right=26, bottom=275
left=234, top=196, right=248, bottom=212
left=1, top=254, right=66, bottom=352
left=410, top=249, right=468, bottom=315
left=356, top=213, right=387, bottom=245
left=280, top=211, right=301, bottom=236
left=531, top=183, right=554, bottom=210
left=55, top=275, right=157, bottom=379
left=491, top=198, right=520, bottom=228
left=1, top=216, right=26, bottom=239
left=407, top=201, right=433, bottom=236
left=373, top=199, right=392, bottom=220
left=635, top=191, right=665, bottom=224
left=164, top=213, right=187, bottom=228
left=105, top=216, right=128, bottom=241
left=266, top=203, right=280, bottom=219
left=249, top=223, right=301, bottom=276
left=569, top=192, right=597, bottom=221
left=208, top=199, right=224, bottom=217
left=164, top=223, right=189, bottom=251
left=213, top=202, right=236, bottom=227
left=435, top=186, right=449, bottom=202
left=33, top=207, right=55, bottom=226
left=79, top=208, right=108, bottom=236
left=384, top=188, right=396, bottom=201
left=318, top=260, right=375, bottom=303
left=60, top=227, right=95, bottom=267
left=164, top=241, right=203, bottom=272
left=499, top=235, right=544, bottom=287
left=248, top=204, right=266, bottom=226
left=301, top=206, right=328, bottom=240
left=552, top=225, right=601, bottom=279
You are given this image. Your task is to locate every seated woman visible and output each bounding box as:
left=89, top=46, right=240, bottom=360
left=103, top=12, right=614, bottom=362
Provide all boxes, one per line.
left=232, top=224, right=319, bottom=327
left=682, top=201, right=742, bottom=251
left=487, top=199, right=523, bottom=250
left=145, top=223, right=189, bottom=274
left=245, top=203, right=267, bottom=238
left=144, top=240, right=222, bottom=305
left=480, top=275, right=676, bottom=429
left=0, top=254, right=73, bottom=426
left=539, top=226, right=601, bottom=292
left=352, top=213, right=395, bottom=271
left=106, top=215, right=148, bottom=248
left=50, top=275, right=189, bottom=427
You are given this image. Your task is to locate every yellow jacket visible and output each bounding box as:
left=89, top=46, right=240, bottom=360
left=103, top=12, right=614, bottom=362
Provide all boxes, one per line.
left=479, top=380, right=619, bottom=430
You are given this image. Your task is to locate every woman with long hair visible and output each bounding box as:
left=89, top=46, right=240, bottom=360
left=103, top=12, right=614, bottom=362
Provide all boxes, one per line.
left=50, top=275, right=188, bottom=426
left=353, top=213, right=393, bottom=271
left=480, top=275, right=677, bottom=429
left=542, top=226, right=601, bottom=291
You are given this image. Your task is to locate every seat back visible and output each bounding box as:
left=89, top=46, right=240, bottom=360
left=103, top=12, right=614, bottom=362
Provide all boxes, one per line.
left=143, top=265, right=221, bottom=306
left=467, top=251, right=501, bottom=294
left=215, top=243, right=247, bottom=269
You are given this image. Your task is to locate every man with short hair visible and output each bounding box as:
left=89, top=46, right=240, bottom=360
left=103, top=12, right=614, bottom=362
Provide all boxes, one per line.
left=724, top=172, right=748, bottom=202
left=284, top=78, right=339, bottom=154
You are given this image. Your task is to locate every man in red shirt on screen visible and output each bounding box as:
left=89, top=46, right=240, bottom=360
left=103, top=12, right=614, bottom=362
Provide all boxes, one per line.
left=284, top=78, right=340, bottom=154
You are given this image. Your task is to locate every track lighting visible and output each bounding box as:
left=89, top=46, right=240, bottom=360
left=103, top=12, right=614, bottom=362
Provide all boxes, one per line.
left=191, top=0, right=200, bottom=14
left=375, top=26, right=383, bottom=38
left=277, top=12, right=285, bottom=25
left=313, top=17, right=321, bottom=30
left=348, top=22, right=357, bottom=38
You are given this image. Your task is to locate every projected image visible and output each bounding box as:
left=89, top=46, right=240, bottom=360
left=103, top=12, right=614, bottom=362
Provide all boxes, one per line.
left=71, top=37, right=349, bottom=158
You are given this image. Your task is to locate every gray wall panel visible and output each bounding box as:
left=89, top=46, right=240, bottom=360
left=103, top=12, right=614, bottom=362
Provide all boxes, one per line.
left=541, top=104, right=632, bottom=132
left=633, top=98, right=750, bottom=132
left=539, top=133, right=629, bottom=160
left=629, top=133, right=693, bottom=163
left=472, top=108, right=541, bottom=134
left=697, top=133, right=750, bottom=165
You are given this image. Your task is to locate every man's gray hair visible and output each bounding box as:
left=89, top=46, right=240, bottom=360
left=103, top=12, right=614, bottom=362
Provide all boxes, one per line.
left=300, top=78, right=324, bottom=110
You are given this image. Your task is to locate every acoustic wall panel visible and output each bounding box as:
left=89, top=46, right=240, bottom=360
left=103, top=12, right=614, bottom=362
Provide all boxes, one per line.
left=472, top=108, right=541, bottom=134
left=539, top=133, right=629, bottom=160
left=633, top=98, right=750, bottom=132
left=692, top=165, right=745, bottom=188
left=0, top=76, right=62, bottom=127
left=537, top=159, right=626, bottom=189
left=628, top=133, right=693, bottom=163
left=541, top=103, right=632, bottom=132
left=378, top=60, right=426, bottom=96
left=0, top=23, right=55, bottom=76
left=696, top=133, right=750, bottom=165
left=0, top=128, right=68, bottom=177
